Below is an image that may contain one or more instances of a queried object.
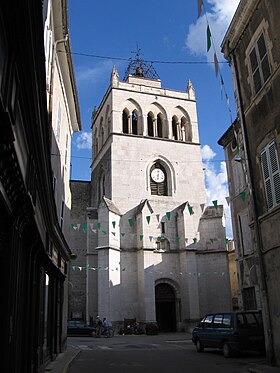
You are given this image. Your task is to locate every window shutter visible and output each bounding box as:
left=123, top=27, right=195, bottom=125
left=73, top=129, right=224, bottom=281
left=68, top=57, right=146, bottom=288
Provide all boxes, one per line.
left=257, top=34, right=270, bottom=83
left=250, top=49, right=261, bottom=93
left=261, top=142, right=280, bottom=209
left=268, top=142, right=280, bottom=205
left=249, top=32, right=271, bottom=94
left=261, top=148, right=273, bottom=208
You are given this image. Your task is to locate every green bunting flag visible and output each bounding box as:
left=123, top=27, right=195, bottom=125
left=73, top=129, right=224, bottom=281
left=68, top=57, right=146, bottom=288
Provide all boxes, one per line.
left=121, top=232, right=125, bottom=237
left=97, top=223, right=101, bottom=230
left=128, top=218, right=133, bottom=227
left=193, top=238, right=197, bottom=244
left=188, top=206, right=194, bottom=215
left=176, top=236, right=180, bottom=243
left=112, top=221, right=116, bottom=229
left=83, top=224, right=87, bottom=233
left=212, top=200, right=218, bottom=209
left=239, top=191, right=246, bottom=203
left=166, top=211, right=171, bottom=220
left=102, top=230, right=107, bottom=235
left=207, top=25, right=211, bottom=52
left=146, top=216, right=151, bottom=224
left=140, top=235, right=143, bottom=241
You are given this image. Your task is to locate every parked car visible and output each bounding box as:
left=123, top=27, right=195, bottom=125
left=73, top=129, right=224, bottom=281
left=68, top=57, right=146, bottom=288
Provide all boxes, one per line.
left=67, top=320, right=96, bottom=337
left=192, top=311, right=265, bottom=357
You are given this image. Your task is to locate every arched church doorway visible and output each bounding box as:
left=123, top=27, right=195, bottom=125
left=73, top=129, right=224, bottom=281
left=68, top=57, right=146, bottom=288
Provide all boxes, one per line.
left=155, top=283, right=176, bottom=332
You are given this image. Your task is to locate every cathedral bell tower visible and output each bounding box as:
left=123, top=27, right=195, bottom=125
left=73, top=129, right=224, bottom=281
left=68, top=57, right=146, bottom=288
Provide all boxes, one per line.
left=81, top=51, right=231, bottom=330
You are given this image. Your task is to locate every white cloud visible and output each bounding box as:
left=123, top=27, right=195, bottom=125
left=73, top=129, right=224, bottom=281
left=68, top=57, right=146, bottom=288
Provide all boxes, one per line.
left=76, top=132, right=92, bottom=150
left=75, top=60, right=114, bottom=86
left=201, top=145, right=233, bottom=238
left=201, top=144, right=216, bottom=161
left=185, top=0, right=240, bottom=62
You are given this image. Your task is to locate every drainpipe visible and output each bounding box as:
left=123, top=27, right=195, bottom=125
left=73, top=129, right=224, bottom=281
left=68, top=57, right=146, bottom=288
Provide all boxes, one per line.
left=228, top=47, right=275, bottom=365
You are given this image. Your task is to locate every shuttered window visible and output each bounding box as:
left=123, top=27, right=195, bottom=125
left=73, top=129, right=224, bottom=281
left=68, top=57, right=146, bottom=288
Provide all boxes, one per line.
left=260, top=142, right=280, bottom=209
left=249, top=33, right=271, bottom=94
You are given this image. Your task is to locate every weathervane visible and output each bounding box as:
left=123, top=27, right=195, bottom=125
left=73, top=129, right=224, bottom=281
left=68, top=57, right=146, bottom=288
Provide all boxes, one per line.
left=123, top=43, right=160, bottom=81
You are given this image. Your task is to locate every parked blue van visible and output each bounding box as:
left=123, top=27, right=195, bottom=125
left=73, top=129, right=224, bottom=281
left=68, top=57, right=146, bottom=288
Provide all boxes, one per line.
left=192, top=311, right=265, bottom=357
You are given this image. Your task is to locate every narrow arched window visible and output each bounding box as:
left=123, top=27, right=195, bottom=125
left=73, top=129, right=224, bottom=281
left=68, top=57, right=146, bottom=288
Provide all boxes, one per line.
left=172, top=116, right=178, bottom=140
left=148, top=112, right=154, bottom=137
left=98, top=173, right=105, bottom=204
left=150, top=163, right=168, bottom=196
left=101, top=127, right=104, bottom=145
left=157, top=114, right=163, bottom=138
left=122, top=110, right=129, bottom=134
left=132, top=110, right=138, bottom=135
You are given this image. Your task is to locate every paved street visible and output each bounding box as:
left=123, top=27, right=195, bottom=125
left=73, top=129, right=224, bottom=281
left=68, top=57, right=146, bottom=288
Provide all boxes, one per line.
left=67, top=334, right=269, bottom=373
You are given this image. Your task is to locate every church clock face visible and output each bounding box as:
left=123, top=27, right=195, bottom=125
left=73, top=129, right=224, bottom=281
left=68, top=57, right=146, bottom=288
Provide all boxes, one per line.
left=151, top=168, right=165, bottom=183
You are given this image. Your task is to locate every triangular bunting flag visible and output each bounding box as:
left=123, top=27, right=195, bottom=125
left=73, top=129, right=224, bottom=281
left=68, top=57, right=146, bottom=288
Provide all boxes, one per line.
left=193, top=238, right=197, bottom=244
left=239, top=191, right=246, bottom=203
left=112, top=221, right=116, bottom=229
left=214, top=52, right=219, bottom=77
left=156, top=214, right=160, bottom=222
left=166, top=211, right=171, bottom=220
left=112, top=232, right=116, bottom=236
left=146, top=216, right=151, bottom=224
left=198, top=0, right=203, bottom=17
left=140, top=235, right=143, bottom=241
left=128, top=218, right=133, bottom=227
left=188, top=206, right=194, bottom=215
left=83, top=224, right=87, bottom=233
left=200, top=203, right=205, bottom=212
left=121, top=232, right=125, bottom=237
left=102, top=230, right=107, bottom=235
left=207, top=25, right=211, bottom=52
left=176, top=236, right=180, bottom=243
left=97, top=223, right=101, bottom=230
left=149, top=236, right=153, bottom=242
left=225, top=196, right=230, bottom=206
left=77, top=224, right=81, bottom=231
left=212, top=200, right=218, bottom=209
left=220, top=76, right=224, bottom=100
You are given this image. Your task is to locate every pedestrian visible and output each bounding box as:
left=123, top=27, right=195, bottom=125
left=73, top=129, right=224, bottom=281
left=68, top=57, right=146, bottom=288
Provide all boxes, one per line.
left=96, top=316, right=102, bottom=337
left=103, top=317, right=109, bottom=337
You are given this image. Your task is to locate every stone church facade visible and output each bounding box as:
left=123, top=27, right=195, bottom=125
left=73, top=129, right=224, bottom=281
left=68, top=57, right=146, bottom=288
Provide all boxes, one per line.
left=69, top=62, right=232, bottom=332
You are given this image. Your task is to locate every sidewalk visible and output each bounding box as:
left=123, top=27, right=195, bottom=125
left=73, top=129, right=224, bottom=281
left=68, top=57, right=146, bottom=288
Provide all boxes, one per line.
left=43, top=346, right=80, bottom=373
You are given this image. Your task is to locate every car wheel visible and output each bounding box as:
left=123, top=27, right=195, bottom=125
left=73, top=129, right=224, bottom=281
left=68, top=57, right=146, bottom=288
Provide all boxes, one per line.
left=90, top=331, right=96, bottom=337
left=196, top=338, right=204, bottom=352
left=222, top=342, right=233, bottom=358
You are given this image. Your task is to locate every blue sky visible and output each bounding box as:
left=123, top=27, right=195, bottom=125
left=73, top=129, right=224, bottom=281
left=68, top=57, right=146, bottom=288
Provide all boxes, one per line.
left=68, top=0, right=240, bottom=236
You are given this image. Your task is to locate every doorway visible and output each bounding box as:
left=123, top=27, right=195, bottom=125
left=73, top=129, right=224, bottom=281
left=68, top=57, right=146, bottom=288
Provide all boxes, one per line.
left=155, top=283, right=176, bottom=332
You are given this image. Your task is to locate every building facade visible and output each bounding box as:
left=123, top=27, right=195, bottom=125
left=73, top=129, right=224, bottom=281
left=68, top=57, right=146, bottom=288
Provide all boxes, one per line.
left=69, top=61, right=232, bottom=332
left=219, top=0, right=280, bottom=365
left=0, top=0, right=80, bottom=371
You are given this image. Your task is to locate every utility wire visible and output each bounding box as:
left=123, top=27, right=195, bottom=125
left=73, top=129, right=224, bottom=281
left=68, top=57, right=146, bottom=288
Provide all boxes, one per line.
left=58, top=49, right=228, bottom=65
